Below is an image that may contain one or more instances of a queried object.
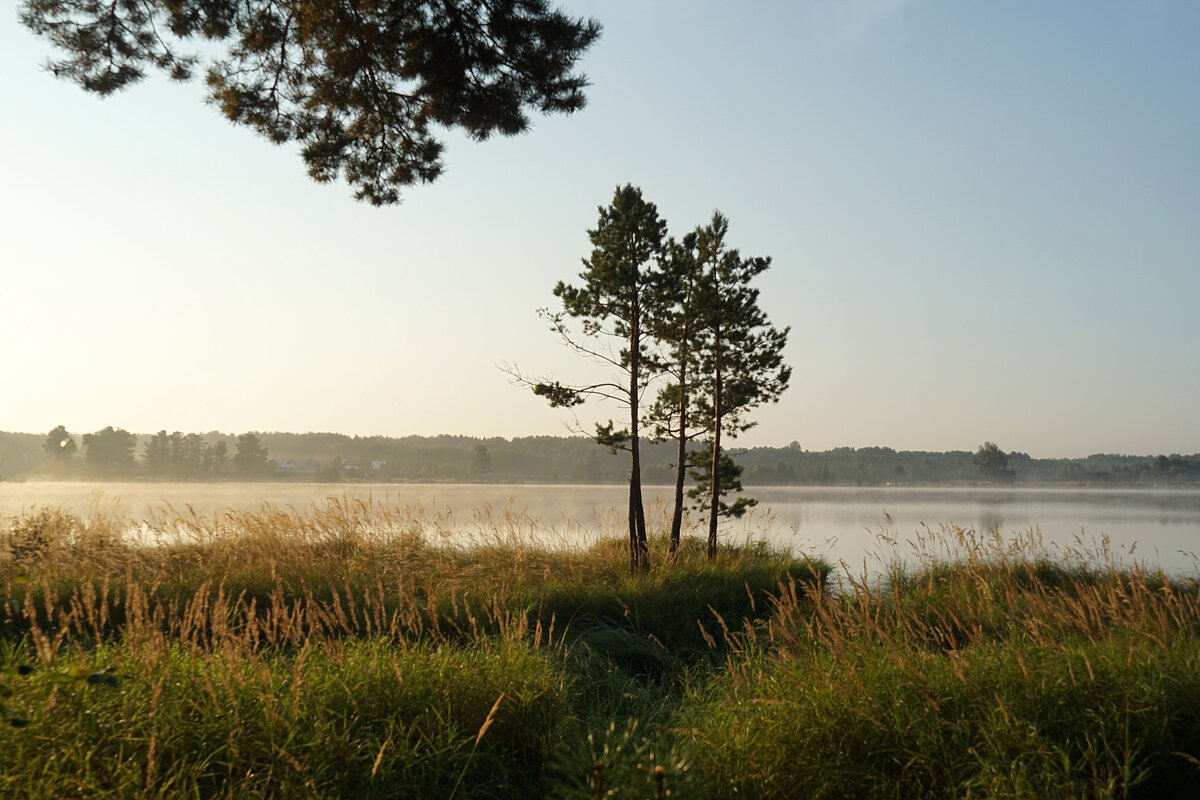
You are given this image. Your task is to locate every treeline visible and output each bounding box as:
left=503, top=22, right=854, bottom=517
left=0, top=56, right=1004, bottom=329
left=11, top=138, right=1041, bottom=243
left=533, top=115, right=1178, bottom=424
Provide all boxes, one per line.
left=2, top=429, right=1199, bottom=486
left=2, top=427, right=273, bottom=481
left=735, top=446, right=1200, bottom=486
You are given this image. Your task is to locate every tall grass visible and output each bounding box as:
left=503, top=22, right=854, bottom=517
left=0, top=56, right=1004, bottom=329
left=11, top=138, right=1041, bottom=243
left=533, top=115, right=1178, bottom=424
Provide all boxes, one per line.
left=684, top=524, right=1200, bottom=799
left=3, top=504, right=1198, bottom=797
left=0, top=499, right=825, bottom=798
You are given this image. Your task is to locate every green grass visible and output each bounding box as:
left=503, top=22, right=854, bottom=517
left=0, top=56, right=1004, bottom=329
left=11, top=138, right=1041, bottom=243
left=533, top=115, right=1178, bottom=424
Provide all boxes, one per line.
left=684, top=526, right=1200, bottom=799
left=2, top=503, right=1198, bottom=798
left=0, top=638, right=567, bottom=799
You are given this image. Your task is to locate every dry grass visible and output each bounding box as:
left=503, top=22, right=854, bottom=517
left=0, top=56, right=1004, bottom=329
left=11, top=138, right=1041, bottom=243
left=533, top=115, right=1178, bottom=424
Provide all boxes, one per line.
left=0, top=498, right=826, bottom=799
left=5, top=502, right=1194, bottom=798
left=686, top=523, right=1200, bottom=799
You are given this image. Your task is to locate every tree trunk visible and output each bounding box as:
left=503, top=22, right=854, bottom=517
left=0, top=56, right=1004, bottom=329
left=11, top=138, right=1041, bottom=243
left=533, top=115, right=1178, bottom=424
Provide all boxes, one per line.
left=708, top=325, right=722, bottom=561
left=628, top=430, right=640, bottom=573
left=631, top=436, right=647, bottom=570
left=669, top=420, right=686, bottom=557
left=672, top=376, right=691, bottom=556
left=629, top=300, right=648, bottom=573
left=707, top=414, right=721, bottom=560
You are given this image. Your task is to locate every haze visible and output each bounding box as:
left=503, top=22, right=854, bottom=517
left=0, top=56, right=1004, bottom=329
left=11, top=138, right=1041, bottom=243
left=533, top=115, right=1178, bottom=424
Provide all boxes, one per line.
left=3, top=1, right=1198, bottom=459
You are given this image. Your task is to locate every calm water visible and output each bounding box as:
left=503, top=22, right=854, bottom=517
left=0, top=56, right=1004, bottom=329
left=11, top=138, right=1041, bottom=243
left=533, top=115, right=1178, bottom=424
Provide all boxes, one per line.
left=2, top=482, right=1198, bottom=575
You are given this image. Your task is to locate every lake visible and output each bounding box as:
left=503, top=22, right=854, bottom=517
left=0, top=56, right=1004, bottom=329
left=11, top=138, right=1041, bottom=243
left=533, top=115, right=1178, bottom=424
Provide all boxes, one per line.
left=2, top=482, right=1198, bottom=576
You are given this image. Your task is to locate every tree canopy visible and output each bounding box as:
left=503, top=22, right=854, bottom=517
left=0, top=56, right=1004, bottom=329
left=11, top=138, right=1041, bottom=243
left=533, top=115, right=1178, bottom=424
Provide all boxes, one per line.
left=517, top=190, right=790, bottom=563
left=526, top=184, right=670, bottom=571
left=42, top=425, right=76, bottom=459
left=233, top=432, right=272, bottom=478
left=20, top=0, right=601, bottom=204
left=81, top=426, right=137, bottom=478
left=974, top=441, right=1016, bottom=484
left=646, top=229, right=707, bottom=553
left=685, top=212, right=790, bottom=557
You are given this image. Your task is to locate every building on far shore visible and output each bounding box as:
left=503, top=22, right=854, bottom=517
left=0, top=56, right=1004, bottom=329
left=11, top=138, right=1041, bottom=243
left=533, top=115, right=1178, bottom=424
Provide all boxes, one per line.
left=275, top=458, right=320, bottom=476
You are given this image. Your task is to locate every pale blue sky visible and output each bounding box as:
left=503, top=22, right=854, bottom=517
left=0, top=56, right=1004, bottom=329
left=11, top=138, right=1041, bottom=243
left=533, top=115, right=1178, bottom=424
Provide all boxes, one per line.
left=2, top=1, right=1197, bottom=458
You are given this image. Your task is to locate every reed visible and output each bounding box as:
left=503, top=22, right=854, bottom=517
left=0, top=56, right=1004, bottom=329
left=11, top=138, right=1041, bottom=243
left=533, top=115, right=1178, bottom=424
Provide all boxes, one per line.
left=0, top=499, right=824, bottom=798
left=684, top=523, right=1200, bottom=799
left=3, top=504, right=1195, bottom=798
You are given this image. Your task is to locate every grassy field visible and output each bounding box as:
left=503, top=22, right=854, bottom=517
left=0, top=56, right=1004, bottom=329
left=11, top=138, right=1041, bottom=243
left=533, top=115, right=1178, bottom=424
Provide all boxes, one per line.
left=0, top=500, right=1198, bottom=798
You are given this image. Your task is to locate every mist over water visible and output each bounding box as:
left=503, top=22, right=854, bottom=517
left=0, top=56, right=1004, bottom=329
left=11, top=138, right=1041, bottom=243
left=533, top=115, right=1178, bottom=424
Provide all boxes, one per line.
left=752, top=486, right=1200, bottom=577
left=0, top=482, right=651, bottom=535
left=2, top=482, right=1198, bottom=576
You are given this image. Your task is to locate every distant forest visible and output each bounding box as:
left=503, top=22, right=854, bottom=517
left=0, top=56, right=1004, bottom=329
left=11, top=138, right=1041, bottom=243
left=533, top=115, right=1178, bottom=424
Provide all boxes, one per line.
left=2, top=429, right=1199, bottom=487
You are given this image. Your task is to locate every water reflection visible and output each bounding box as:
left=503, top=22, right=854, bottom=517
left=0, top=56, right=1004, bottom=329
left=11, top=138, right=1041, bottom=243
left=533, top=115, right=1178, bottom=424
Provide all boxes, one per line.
left=753, top=486, right=1200, bottom=576
left=2, top=482, right=1198, bottom=576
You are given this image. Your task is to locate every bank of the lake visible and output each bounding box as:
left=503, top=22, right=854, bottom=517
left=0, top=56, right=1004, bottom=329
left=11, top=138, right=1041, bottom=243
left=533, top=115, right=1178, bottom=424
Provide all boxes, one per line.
left=3, top=482, right=1199, bottom=576
left=0, top=500, right=1198, bottom=798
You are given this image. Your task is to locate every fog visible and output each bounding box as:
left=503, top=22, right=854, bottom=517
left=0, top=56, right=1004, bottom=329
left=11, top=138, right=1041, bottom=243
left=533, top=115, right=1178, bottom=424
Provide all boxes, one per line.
left=3, top=482, right=1199, bottom=577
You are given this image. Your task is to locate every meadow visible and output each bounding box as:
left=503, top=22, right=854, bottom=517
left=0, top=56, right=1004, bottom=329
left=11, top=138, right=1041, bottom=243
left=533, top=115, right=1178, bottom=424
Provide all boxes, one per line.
left=1, top=499, right=1198, bottom=798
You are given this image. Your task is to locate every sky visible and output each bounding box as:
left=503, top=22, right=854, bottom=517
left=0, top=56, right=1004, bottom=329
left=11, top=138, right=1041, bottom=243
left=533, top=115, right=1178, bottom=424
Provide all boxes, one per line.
left=2, top=1, right=1198, bottom=459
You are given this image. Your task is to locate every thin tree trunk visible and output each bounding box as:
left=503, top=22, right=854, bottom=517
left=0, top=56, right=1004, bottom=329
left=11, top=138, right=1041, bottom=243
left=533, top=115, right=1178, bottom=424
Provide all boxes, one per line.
left=631, top=437, right=647, bottom=569
left=629, top=300, right=648, bottom=573
left=627, top=471, right=639, bottom=573
left=708, top=325, right=722, bottom=561
left=668, top=309, right=693, bottom=557
left=707, top=404, right=721, bottom=560
left=669, top=382, right=687, bottom=556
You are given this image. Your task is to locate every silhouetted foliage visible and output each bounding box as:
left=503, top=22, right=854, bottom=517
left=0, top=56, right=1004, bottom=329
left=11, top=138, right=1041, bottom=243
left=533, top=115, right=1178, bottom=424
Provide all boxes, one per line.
left=5, top=428, right=1200, bottom=487
left=232, top=432, right=272, bottom=478
left=686, top=212, right=790, bottom=558
left=520, top=184, right=671, bottom=572
left=81, top=427, right=137, bottom=479
left=144, top=430, right=229, bottom=480
left=974, top=441, right=1016, bottom=484
left=42, top=425, right=76, bottom=459
left=687, top=449, right=757, bottom=521
left=470, top=444, right=492, bottom=477
left=646, top=228, right=708, bottom=553
left=20, top=0, right=600, bottom=203
left=41, top=425, right=76, bottom=477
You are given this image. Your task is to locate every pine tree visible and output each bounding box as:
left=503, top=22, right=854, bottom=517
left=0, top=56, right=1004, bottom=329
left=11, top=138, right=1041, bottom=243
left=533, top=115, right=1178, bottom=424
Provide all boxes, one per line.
left=20, top=0, right=600, bottom=204
left=82, top=427, right=138, bottom=479
left=518, top=184, right=669, bottom=572
left=686, top=449, right=757, bottom=521
left=233, top=433, right=271, bottom=478
left=42, top=425, right=77, bottom=477
left=689, top=212, right=790, bottom=559
left=645, top=231, right=707, bottom=555
left=143, top=430, right=172, bottom=480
